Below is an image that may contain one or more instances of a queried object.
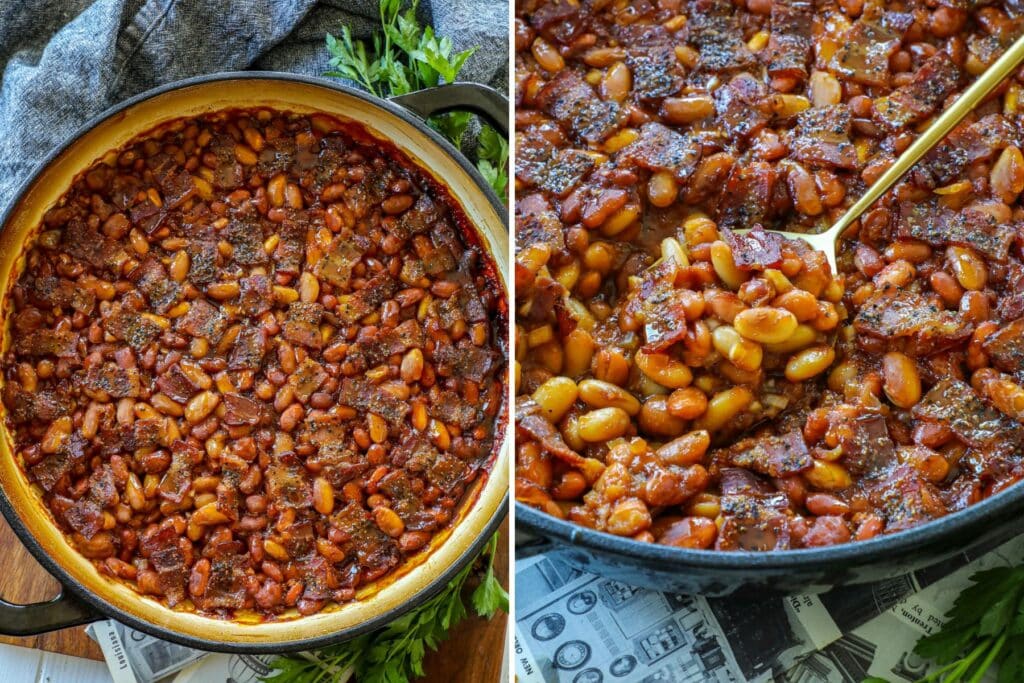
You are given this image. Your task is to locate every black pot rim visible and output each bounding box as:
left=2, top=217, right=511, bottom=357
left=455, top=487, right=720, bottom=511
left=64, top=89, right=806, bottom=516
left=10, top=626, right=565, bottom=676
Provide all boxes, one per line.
left=0, top=70, right=509, bottom=653
left=516, top=467, right=1024, bottom=570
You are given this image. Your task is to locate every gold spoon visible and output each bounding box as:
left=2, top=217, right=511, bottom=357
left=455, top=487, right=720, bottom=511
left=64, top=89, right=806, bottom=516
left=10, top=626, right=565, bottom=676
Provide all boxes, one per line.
left=748, top=31, right=1024, bottom=271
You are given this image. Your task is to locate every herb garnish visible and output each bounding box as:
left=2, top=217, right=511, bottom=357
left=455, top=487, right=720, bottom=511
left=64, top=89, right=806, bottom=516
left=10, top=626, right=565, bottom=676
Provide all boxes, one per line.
left=325, top=0, right=508, bottom=200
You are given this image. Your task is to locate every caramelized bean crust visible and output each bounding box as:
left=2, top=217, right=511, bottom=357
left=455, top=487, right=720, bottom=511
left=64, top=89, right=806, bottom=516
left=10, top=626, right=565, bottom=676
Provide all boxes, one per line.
left=515, top=0, right=1024, bottom=551
left=2, top=109, right=506, bottom=618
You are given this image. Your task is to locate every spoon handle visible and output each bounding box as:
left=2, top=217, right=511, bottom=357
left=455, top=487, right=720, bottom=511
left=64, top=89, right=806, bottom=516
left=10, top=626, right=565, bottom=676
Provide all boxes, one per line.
left=827, top=31, right=1024, bottom=242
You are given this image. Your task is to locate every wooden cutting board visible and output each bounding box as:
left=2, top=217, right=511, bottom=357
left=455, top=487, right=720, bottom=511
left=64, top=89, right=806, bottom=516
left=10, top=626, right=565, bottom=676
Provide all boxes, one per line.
left=0, top=515, right=508, bottom=681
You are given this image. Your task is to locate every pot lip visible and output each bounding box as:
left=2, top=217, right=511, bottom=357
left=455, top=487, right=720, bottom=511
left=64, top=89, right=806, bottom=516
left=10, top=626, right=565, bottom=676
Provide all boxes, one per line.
left=0, top=71, right=510, bottom=651
left=516, top=475, right=1024, bottom=570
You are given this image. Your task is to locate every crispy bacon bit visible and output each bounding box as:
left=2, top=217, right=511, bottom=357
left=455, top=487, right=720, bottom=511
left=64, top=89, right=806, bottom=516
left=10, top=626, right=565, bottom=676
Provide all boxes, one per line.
left=516, top=397, right=597, bottom=472
left=29, top=276, right=95, bottom=314
left=854, top=290, right=972, bottom=356
left=789, top=105, right=858, bottom=170
left=428, top=452, right=469, bottom=492
left=194, top=550, right=250, bottom=610
left=984, top=317, right=1024, bottom=378
left=266, top=461, right=313, bottom=508
left=831, top=13, right=914, bottom=87
left=64, top=219, right=129, bottom=272
left=228, top=325, right=267, bottom=371
left=353, top=319, right=424, bottom=367
left=337, top=272, right=398, bottom=324
left=722, top=226, right=783, bottom=270
left=431, top=389, right=480, bottom=429
left=722, top=431, right=813, bottom=477
left=288, top=358, right=327, bottom=403
left=765, top=0, right=813, bottom=80
left=516, top=194, right=564, bottom=256
left=896, top=198, right=1016, bottom=262
left=275, top=219, right=306, bottom=274
left=875, top=53, right=961, bottom=130
left=716, top=160, right=777, bottom=230
left=282, top=302, right=324, bottom=349
left=132, top=257, right=180, bottom=314
left=222, top=393, right=263, bottom=426
left=915, top=115, right=1017, bottom=188
left=432, top=338, right=497, bottom=383
left=537, top=70, right=627, bottom=143
left=186, top=240, right=219, bottom=285
left=238, top=274, right=273, bottom=316
left=868, top=463, right=948, bottom=532
left=5, top=386, right=73, bottom=425
left=105, top=304, right=161, bottom=350
left=627, top=46, right=684, bottom=100
left=158, top=443, right=195, bottom=503
left=516, top=131, right=595, bottom=196
left=176, top=299, right=226, bottom=342
left=142, top=525, right=187, bottom=606
left=686, top=0, right=758, bottom=73
left=839, top=414, right=896, bottom=476
left=315, top=237, right=365, bottom=288
left=225, top=217, right=268, bottom=265
left=714, top=73, right=768, bottom=140
left=393, top=195, right=443, bottom=240
left=619, top=122, right=701, bottom=180
left=31, top=433, right=87, bottom=491
left=716, top=489, right=792, bottom=550
left=338, top=378, right=410, bottom=426
left=13, top=328, right=77, bottom=358
left=912, top=378, right=1024, bottom=454
left=84, top=362, right=142, bottom=398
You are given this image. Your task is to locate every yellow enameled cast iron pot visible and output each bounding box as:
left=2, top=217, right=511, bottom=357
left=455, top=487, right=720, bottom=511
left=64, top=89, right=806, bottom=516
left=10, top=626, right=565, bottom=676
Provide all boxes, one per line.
left=0, top=73, right=509, bottom=652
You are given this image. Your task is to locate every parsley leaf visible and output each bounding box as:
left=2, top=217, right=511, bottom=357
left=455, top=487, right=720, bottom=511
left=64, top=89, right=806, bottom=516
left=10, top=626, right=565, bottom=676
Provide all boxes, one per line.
left=261, top=531, right=506, bottom=683
left=323, top=0, right=508, bottom=202
left=869, top=566, right=1024, bottom=683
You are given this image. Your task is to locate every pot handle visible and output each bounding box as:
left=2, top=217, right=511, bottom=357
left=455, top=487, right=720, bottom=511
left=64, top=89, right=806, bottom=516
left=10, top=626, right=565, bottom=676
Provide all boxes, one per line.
left=0, top=589, right=100, bottom=636
left=390, top=82, right=508, bottom=138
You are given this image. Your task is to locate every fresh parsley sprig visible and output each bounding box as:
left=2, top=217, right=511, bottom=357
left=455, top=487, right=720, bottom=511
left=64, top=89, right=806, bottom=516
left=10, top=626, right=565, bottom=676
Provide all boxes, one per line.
left=262, top=531, right=508, bottom=683
left=866, top=566, right=1024, bottom=683
left=324, top=0, right=508, bottom=200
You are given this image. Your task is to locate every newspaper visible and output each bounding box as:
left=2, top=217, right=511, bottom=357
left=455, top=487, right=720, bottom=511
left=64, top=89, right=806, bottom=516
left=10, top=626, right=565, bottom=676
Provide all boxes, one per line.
left=84, top=620, right=283, bottom=683
left=515, top=534, right=1024, bottom=683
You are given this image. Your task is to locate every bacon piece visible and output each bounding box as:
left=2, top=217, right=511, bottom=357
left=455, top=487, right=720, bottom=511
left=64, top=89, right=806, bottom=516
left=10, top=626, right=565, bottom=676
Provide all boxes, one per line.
left=309, top=444, right=367, bottom=488
left=722, top=431, right=813, bottom=478
left=765, top=0, right=813, bottom=80
left=228, top=325, right=267, bottom=371
left=283, top=302, right=324, bottom=349
left=432, top=337, right=498, bottom=383
left=131, top=257, right=180, bottom=314
left=530, top=0, right=584, bottom=43
left=158, top=442, right=195, bottom=503
left=379, top=470, right=425, bottom=524
left=854, top=290, right=972, bottom=356
left=353, top=319, right=424, bottom=366
left=431, top=389, right=480, bottom=429
left=686, top=0, right=758, bottom=73
left=789, top=105, right=858, bottom=170
left=63, top=219, right=129, bottom=273
left=912, top=378, right=1024, bottom=454
left=337, top=272, right=398, bottom=324
left=716, top=490, right=792, bottom=550
left=315, top=236, right=365, bottom=288
left=30, top=433, right=87, bottom=491
left=331, top=503, right=401, bottom=574
left=721, top=226, right=782, bottom=270
left=516, top=132, right=594, bottom=196
left=516, top=396, right=596, bottom=473
left=238, top=274, right=272, bottom=316
left=65, top=499, right=103, bottom=539
left=428, top=452, right=469, bottom=492
left=516, top=194, right=565, bottom=256
left=714, top=73, right=769, bottom=140
left=984, top=317, right=1024, bottom=379
left=618, top=122, right=701, bottom=180
left=4, top=385, right=73, bottom=424
left=186, top=240, right=219, bottom=285
left=875, top=53, right=961, bottom=130
left=142, top=525, right=187, bottom=606
left=394, top=195, right=444, bottom=240
left=338, top=377, right=410, bottom=426
left=225, top=217, right=268, bottom=265
left=536, top=70, right=627, bottom=144
left=176, top=299, right=226, bottom=342
left=915, top=115, right=1017, bottom=188
left=128, top=197, right=166, bottom=235
left=194, top=549, right=250, bottom=610
left=104, top=304, right=161, bottom=350
left=831, top=13, right=914, bottom=87
left=29, top=276, right=95, bottom=314
left=84, top=362, right=142, bottom=399
left=716, top=160, right=777, bottom=230
left=867, top=463, right=948, bottom=532
left=626, top=46, right=684, bottom=100
left=896, top=198, right=1016, bottom=262
left=222, top=393, right=263, bottom=426
left=288, top=358, right=327, bottom=402
left=274, top=218, right=306, bottom=274
left=13, top=328, right=77, bottom=358
left=838, top=413, right=896, bottom=476
left=266, top=461, right=313, bottom=508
